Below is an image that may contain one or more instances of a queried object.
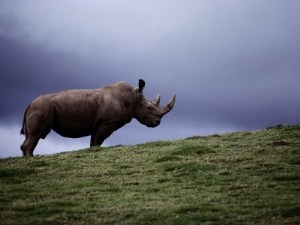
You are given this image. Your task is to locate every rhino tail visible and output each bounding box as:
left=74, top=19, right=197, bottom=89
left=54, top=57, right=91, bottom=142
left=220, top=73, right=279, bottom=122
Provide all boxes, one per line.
left=20, top=104, right=31, bottom=135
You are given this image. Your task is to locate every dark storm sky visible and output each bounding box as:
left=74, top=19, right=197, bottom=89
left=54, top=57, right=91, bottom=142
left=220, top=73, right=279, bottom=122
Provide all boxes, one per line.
left=1, top=1, right=300, bottom=157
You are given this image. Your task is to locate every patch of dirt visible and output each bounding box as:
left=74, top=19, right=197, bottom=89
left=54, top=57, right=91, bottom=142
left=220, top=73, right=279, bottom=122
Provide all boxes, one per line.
left=270, top=141, right=291, bottom=147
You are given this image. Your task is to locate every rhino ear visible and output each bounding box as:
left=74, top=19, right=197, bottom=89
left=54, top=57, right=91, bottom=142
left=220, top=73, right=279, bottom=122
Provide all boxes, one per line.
left=139, top=79, right=145, bottom=91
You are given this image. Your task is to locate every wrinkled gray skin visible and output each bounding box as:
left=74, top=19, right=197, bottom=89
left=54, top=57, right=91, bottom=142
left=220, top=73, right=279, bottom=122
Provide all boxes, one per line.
left=20, top=79, right=176, bottom=156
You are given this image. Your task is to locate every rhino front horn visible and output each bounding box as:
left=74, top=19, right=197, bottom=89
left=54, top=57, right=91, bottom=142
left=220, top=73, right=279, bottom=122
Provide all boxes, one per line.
left=160, top=94, right=176, bottom=116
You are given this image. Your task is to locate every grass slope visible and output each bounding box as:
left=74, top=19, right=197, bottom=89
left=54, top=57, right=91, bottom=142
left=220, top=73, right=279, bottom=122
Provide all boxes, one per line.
left=1, top=124, right=300, bottom=224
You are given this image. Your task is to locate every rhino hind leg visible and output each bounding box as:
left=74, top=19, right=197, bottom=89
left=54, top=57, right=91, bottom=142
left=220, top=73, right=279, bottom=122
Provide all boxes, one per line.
left=20, top=138, right=27, bottom=156
left=20, top=135, right=40, bottom=156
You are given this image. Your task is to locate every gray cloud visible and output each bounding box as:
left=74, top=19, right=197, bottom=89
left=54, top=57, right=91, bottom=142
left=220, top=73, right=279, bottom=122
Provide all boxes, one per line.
left=1, top=1, right=300, bottom=157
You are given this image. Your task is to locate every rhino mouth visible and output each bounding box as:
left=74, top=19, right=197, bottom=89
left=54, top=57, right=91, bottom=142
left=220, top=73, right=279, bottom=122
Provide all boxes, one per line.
left=147, top=119, right=160, bottom=128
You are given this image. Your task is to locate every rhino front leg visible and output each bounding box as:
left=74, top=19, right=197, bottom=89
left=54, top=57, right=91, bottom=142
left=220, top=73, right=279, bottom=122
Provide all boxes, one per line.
left=90, top=123, right=124, bottom=147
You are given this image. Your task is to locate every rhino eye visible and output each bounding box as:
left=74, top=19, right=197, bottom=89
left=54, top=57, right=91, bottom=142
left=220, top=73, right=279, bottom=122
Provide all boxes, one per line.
left=147, top=106, right=151, bottom=110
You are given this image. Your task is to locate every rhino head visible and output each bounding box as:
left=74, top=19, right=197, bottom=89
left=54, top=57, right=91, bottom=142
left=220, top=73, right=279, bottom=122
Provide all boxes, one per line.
left=134, top=79, right=176, bottom=127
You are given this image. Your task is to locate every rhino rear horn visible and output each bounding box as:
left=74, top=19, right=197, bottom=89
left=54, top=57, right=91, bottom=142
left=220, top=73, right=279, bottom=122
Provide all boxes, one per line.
left=151, top=94, right=161, bottom=106
left=160, top=94, right=176, bottom=116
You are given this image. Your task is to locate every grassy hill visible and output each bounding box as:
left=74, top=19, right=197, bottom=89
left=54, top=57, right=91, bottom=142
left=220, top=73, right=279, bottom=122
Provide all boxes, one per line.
left=1, top=124, right=299, bottom=224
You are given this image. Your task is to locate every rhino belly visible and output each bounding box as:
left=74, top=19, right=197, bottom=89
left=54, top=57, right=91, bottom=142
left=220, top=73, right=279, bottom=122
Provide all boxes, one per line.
left=52, top=119, right=93, bottom=138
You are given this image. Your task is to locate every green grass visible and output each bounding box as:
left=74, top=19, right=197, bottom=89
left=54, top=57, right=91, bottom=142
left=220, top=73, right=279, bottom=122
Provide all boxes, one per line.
left=1, top=124, right=300, bottom=224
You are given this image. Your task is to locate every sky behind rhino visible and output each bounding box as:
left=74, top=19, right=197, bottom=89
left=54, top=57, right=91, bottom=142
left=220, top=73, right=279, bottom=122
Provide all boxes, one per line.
left=1, top=1, right=300, bottom=158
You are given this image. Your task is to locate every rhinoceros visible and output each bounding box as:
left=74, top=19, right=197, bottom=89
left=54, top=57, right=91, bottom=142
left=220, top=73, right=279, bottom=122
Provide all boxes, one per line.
left=20, top=79, right=176, bottom=156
